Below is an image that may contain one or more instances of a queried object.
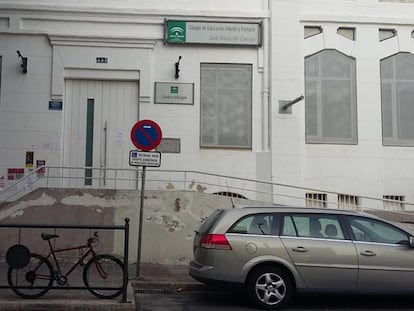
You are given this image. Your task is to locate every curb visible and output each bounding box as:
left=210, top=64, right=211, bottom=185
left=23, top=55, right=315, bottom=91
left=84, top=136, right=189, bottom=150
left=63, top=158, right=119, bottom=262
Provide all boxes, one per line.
left=132, top=280, right=206, bottom=293
left=0, top=299, right=135, bottom=311
left=0, top=283, right=136, bottom=311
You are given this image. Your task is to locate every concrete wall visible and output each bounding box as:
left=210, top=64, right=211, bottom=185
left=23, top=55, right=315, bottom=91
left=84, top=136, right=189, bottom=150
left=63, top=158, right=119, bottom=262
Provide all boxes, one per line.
left=2, top=188, right=414, bottom=265
left=0, top=188, right=272, bottom=264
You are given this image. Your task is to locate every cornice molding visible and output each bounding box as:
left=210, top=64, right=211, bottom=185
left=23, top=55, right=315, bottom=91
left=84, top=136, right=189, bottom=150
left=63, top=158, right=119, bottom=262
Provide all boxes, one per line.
left=301, top=14, right=414, bottom=26
left=0, top=3, right=268, bottom=19
left=48, top=34, right=157, bottom=49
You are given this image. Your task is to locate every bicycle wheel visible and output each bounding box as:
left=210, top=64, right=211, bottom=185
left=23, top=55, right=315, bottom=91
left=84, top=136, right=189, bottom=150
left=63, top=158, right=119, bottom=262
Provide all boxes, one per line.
left=7, top=253, right=53, bottom=299
left=83, top=254, right=124, bottom=299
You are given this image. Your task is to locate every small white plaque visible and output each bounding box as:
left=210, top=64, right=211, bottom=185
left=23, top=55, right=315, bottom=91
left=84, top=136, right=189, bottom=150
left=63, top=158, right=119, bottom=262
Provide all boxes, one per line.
left=155, top=82, right=194, bottom=105
left=129, top=150, right=161, bottom=167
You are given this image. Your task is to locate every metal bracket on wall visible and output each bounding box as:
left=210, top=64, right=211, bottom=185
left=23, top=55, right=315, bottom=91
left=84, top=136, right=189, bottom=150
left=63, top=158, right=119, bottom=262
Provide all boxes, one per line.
left=279, top=95, right=304, bottom=114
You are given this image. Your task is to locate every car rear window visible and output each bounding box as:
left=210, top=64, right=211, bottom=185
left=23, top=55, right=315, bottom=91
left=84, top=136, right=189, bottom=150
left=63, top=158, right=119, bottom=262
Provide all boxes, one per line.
left=228, top=213, right=277, bottom=235
left=197, top=209, right=225, bottom=234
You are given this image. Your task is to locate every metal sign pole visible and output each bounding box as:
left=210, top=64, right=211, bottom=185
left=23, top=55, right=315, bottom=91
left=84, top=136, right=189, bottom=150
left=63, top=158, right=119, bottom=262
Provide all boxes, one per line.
left=136, top=165, right=146, bottom=278
left=130, top=119, right=162, bottom=278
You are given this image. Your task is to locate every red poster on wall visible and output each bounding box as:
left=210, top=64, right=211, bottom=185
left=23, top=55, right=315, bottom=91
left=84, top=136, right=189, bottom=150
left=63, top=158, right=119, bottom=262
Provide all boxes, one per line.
left=8, top=168, right=24, bottom=180
left=36, top=160, right=46, bottom=176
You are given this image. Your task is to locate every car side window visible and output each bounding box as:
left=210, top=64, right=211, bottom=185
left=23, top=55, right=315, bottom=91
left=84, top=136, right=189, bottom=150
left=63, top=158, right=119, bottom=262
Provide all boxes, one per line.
left=228, top=214, right=275, bottom=235
left=282, top=216, right=297, bottom=236
left=282, top=214, right=345, bottom=240
left=347, top=216, right=409, bottom=245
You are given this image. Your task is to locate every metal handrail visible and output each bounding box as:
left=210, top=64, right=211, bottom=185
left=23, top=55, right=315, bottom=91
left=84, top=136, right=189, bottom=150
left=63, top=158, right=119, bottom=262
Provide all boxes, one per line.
left=0, top=166, right=45, bottom=203
left=1, top=165, right=414, bottom=211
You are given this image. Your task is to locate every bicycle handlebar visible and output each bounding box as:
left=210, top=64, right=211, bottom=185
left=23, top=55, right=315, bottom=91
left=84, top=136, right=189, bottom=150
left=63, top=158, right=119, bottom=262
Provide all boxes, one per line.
left=87, top=232, right=101, bottom=246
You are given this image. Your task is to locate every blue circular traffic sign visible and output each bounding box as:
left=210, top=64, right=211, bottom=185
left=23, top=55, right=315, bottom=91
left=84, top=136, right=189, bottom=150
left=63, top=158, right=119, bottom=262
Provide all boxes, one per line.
left=130, top=120, right=162, bottom=151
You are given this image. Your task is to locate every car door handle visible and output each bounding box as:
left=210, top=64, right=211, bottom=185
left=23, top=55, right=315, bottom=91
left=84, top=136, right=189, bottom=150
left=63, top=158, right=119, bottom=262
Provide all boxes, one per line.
left=292, top=246, right=308, bottom=253
left=360, top=250, right=376, bottom=257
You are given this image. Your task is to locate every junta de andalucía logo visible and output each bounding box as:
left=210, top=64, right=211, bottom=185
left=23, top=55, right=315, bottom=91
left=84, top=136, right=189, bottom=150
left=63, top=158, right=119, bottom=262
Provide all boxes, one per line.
left=168, top=21, right=186, bottom=43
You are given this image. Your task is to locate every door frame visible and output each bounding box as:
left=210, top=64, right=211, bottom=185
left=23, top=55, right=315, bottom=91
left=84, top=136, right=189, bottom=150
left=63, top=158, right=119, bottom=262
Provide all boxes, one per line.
left=62, top=75, right=140, bottom=188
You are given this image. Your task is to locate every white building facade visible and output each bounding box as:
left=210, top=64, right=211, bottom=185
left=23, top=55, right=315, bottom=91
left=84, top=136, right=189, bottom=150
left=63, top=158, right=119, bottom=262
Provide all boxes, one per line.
left=0, top=0, right=271, bottom=192
left=272, top=0, right=414, bottom=209
left=1, top=0, right=414, bottom=209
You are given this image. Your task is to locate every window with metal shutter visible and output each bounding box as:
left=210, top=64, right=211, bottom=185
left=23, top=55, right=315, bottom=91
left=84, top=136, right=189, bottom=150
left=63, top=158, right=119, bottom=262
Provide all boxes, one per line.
left=200, top=63, right=252, bottom=148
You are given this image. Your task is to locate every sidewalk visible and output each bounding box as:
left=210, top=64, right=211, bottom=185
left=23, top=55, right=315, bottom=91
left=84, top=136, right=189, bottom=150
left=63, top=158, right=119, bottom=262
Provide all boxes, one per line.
left=0, top=261, right=135, bottom=311
left=0, top=263, right=202, bottom=311
left=132, top=263, right=204, bottom=293
left=0, top=284, right=136, bottom=311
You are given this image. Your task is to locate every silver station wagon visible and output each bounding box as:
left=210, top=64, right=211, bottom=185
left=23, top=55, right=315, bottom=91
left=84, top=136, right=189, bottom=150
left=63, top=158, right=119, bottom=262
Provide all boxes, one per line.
left=189, top=207, right=414, bottom=310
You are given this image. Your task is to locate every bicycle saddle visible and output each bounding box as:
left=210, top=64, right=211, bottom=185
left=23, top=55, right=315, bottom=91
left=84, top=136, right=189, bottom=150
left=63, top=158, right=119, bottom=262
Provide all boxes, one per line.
left=41, top=233, right=60, bottom=240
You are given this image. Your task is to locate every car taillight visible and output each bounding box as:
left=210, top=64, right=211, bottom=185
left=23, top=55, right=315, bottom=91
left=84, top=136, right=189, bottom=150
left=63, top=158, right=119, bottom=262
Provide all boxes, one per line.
left=200, top=234, right=232, bottom=250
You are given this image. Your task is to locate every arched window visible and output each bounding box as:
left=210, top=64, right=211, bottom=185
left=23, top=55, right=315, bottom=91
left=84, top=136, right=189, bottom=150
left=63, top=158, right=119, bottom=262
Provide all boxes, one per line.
left=381, top=52, right=414, bottom=146
left=305, top=50, right=357, bottom=144
left=213, top=191, right=248, bottom=200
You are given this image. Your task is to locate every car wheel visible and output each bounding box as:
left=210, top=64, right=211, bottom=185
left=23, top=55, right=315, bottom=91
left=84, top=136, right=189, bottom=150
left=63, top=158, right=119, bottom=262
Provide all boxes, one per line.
left=246, top=266, right=293, bottom=310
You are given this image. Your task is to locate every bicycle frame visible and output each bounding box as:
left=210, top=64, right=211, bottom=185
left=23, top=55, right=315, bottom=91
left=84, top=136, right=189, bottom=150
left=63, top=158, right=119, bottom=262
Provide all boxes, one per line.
left=28, top=235, right=109, bottom=284
left=45, top=240, right=96, bottom=278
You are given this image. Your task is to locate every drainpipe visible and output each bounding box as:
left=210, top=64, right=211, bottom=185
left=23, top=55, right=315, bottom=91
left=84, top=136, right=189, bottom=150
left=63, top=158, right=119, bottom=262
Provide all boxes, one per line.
left=256, top=0, right=273, bottom=203
left=261, top=0, right=270, bottom=153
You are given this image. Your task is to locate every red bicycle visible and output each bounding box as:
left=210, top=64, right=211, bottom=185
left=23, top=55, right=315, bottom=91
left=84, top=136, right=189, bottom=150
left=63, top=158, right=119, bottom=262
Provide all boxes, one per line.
left=7, top=232, right=124, bottom=299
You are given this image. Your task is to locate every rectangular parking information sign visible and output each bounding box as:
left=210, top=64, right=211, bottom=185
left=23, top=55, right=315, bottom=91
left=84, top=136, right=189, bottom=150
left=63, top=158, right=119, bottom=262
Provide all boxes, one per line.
left=129, top=150, right=161, bottom=167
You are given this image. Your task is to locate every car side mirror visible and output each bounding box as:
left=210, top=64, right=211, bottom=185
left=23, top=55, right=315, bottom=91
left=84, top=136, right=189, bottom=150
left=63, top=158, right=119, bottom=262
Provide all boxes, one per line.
left=409, top=236, right=414, bottom=248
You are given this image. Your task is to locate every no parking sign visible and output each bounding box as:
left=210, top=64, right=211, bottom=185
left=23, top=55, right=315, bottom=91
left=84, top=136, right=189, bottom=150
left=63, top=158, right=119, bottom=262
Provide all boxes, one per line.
left=130, top=119, right=162, bottom=167
left=130, top=119, right=162, bottom=151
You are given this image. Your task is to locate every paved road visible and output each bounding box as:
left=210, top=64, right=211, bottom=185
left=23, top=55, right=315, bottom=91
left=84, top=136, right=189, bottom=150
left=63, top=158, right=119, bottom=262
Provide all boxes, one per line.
left=136, top=290, right=414, bottom=311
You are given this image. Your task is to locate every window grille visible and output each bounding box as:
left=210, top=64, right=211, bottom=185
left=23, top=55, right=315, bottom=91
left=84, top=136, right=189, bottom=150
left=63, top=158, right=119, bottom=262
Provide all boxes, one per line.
left=383, top=195, right=405, bottom=210
left=305, top=193, right=327, bottom=208
left=338, top=194, right=359, bottom=209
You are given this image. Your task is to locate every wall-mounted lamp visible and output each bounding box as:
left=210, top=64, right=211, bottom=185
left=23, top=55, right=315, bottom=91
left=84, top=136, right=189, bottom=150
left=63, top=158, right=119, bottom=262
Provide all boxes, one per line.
left=279, top=95, right=304, bottom=114
left=175, top=56, right=182, bottom=79
left=16, top=50, right=28, bottom=74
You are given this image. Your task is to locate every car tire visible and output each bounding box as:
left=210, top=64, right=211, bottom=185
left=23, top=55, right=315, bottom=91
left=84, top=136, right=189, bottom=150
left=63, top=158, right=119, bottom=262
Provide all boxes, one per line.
left=246, top=265, right=293, bottom=310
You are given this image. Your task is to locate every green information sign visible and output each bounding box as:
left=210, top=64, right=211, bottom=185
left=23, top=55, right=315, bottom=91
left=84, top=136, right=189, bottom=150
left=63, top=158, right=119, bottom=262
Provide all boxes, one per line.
left=165, top=20, right=261, bottom=46
left=167, top=21, right=186, bottom=43
left=155, top=82, right=194, bottom=105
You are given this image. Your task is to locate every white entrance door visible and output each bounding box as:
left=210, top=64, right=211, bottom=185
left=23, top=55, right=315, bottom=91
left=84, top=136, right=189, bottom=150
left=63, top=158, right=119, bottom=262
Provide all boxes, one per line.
left=63, top=79, right=139, bottom=188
